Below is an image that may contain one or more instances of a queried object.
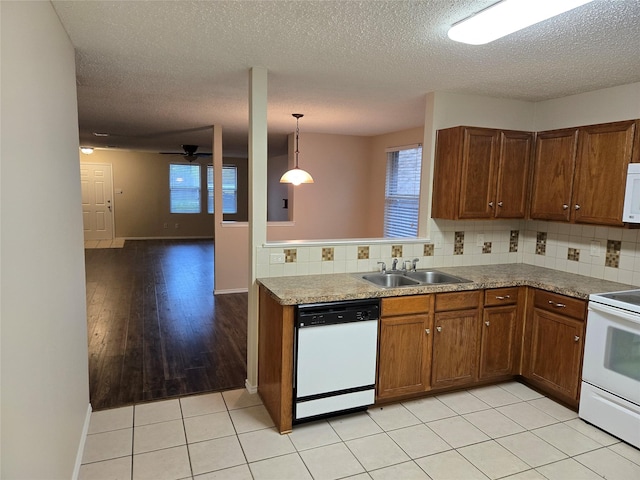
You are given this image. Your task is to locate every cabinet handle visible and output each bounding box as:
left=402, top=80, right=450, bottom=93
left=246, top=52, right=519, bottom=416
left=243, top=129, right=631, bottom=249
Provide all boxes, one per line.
left=562, top=204, right=569, bottom=210
left=575, top=204, right=581, bottom=210
left=425, top=328, right=430, bottom=335
left=497, top=201, right=503, bottom=207
left=574, top=335, right=580, bottom=342
left=485, top=321, right=490, bottom=327
left=436, top=326, right=442, bottom=333
left=548, top=300, right=566, bottom=308
left=495, top=295, right=511, bottom=300
left=489, top=201, right=494, bottom=208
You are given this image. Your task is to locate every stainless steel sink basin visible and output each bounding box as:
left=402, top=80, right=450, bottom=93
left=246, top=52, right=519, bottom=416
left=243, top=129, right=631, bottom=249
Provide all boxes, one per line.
left=361, top=273, right=420, bottom=288
left=405, top=270, right=471, bottom=284
left=360, top=269, right=471, bottom=288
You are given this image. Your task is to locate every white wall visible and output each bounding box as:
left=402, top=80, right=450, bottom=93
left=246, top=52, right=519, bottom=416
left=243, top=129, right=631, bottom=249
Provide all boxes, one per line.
left=1, top=2, right=90, bottom=478
left=534, top=82, right=640, bottom=131
left=432, top=91, right=536, bottom=131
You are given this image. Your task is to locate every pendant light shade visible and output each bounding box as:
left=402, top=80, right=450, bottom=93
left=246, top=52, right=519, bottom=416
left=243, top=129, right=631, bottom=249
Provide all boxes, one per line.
left=280, top=113, right=314, bottom=185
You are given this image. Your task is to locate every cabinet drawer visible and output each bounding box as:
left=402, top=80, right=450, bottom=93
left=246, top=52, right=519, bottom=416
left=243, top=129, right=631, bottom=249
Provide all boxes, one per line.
left=435, top=290, right=481, bottom=312
left=381, top=295, right=430, bottom=316
left=484, top=287, right=518, bottom=306
left=533, top=290, right=586, bottom=320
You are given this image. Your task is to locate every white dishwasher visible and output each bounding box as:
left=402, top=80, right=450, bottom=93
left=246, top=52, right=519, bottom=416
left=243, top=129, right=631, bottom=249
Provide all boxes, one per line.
left=294, top=298, right=379, bottom=422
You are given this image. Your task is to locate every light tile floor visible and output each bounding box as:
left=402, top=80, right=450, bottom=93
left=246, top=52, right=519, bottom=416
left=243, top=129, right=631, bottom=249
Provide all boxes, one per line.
left=79, top=382, right=640, bottom=480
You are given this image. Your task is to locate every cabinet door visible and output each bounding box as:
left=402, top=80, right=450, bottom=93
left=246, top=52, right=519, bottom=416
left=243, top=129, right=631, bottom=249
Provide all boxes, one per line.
left=431, top=309, right=479, bottom=389
left=432, top=127, right=463, bottom=219
left=527, top=308, right=584, bottom=402
left=479, top=305, right=517, bottom=379
left=459, top=128, right=499, bottom=219
left=377, top=314, right=432, bottom=399
left=529, top=129, right=578, bottom=221
left=572, top=120, right=637, bottom=226
left=495, top=131, right=533, bottom=218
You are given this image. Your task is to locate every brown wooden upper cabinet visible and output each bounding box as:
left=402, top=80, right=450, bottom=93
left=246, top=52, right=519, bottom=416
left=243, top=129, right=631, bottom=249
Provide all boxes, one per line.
left=432, top=126, right=533, bottom=220
left=530, top=120, right=639, bottom=226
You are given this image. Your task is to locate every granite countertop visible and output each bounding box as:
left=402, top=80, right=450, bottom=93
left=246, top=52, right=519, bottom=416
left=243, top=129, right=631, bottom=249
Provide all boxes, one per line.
left=257, top=264, right=637, bottom=305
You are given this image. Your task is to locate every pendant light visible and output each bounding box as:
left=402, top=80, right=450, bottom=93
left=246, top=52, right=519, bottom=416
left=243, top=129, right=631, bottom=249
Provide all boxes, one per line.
left=280, top=113, right=314, bottom=185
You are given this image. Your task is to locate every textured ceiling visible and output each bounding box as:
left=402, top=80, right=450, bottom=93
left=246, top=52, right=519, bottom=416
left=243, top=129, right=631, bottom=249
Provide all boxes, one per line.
left=52, top=0, right=640, bottom=157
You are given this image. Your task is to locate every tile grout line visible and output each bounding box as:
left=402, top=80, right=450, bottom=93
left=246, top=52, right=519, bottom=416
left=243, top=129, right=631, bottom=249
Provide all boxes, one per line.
left=81, top=385, right=637, bottom=480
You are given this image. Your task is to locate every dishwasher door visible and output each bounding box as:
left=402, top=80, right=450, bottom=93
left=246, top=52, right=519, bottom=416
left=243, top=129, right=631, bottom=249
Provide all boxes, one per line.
left=294, top=300, right=379, bottom=421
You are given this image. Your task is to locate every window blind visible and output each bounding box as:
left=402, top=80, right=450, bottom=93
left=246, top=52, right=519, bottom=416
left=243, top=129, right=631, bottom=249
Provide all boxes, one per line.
left=170, top=163, right=201, bottom=214
left=207, top=165, right=238, bottom=214
left=384, top=145, right=422, bottom=237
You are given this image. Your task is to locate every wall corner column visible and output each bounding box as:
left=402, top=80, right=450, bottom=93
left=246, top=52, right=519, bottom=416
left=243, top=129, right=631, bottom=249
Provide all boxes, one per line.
left=247, top=66, right=268, bottom=391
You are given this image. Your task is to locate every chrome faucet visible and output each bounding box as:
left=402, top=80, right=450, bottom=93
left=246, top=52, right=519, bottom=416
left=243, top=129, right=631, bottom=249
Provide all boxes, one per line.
left=402, top=260, right=411, bottom=272
left=391, top=258, right=399, bottom=271
left=377, top=261, right=386, bottom=274
left=412, top=258, right=419, bottom=271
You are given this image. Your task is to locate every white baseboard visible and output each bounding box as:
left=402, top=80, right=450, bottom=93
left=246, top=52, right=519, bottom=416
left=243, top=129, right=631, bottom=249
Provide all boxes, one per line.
left=245, top=379, right=258, bottom=394
left=214, top=288, right=249, bottom=295
left=72, top=403, right=92, bottom=480
left=122, top=236, right=213, bottom=240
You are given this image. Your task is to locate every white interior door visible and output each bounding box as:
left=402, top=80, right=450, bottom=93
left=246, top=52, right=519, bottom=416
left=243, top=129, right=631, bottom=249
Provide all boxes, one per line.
left=81, top=163, right=114, bottom=241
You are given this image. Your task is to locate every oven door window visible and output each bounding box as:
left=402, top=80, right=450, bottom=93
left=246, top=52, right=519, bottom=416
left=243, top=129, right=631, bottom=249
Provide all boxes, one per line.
left=605, top=327, right=640, bottom=381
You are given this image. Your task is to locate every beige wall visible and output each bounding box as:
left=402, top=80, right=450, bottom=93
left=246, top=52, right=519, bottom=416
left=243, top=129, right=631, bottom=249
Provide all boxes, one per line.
left=368, top=127, right=425, bottom=237
left=267, top=154, right=289, bottom=221
left=82, top=128, right=426, bottom=243
left=1, top=2, right=90, bottom=477
left=267, top=132, right=376, bottom=241
left=80, top=149, right=255, bottom=238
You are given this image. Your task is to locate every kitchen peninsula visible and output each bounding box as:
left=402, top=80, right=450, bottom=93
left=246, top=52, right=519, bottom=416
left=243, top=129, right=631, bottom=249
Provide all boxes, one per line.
left=257, top=264, right=635, bottom=433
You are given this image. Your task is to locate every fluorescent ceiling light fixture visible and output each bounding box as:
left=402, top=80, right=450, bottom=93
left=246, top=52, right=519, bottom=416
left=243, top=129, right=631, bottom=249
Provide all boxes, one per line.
left=448, top=0, right=594, bottom=45
left=80, top=147, right=94, bottom=154
left=93, top=132, right=110, bottom=137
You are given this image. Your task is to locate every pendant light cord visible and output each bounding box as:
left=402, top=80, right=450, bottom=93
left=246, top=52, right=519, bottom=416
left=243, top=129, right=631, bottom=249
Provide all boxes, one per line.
left=293, top=113, right=303, bottom=169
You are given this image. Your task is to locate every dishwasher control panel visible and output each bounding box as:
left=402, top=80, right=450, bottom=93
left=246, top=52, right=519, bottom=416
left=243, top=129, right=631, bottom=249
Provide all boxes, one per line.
left=297, top=299, right=380, bottom=328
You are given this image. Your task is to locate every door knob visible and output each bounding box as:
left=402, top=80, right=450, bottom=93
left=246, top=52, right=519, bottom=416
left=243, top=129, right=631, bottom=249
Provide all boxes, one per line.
left=562, top=204, right=569, bottom=210
left=574, top=336, right=580, bottom=342
left=436, top=326, right=442, bottom=333
left=489, top=201, right=494, bottom=208
left=575, top=204, right=581, bottom=210
left=425, top=329, right=430, bottom=335
left=497, top=201, right=503, bottom=207
left=485, top=321, right=490, bottom=327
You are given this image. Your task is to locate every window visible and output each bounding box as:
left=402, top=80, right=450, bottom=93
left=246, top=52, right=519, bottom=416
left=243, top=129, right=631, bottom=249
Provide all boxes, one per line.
left=207, top=165, right=238, bottom=214
left=384, top=145, right=422, bottom=237
left=170, top=164, right=201, bottom=213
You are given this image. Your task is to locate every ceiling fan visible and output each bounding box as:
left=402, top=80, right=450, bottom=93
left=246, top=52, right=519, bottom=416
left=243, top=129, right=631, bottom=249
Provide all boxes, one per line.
left=160, top=144, right=212, bottom=162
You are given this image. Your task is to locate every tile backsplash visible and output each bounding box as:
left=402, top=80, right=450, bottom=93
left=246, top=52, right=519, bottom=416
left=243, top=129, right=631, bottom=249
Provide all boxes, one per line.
left=257, top=219, right=640, bottom=286
left=522, top=220, right=640, bottom=285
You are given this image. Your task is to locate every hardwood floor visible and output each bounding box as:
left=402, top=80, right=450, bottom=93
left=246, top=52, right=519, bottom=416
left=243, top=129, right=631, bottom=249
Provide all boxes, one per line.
left=85, top=239, right=247, bottom=410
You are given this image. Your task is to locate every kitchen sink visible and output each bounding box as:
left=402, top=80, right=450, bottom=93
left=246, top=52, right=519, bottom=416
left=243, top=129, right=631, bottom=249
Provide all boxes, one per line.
left=361, top=273, right=421, bottom=288
left=405, top=270, right=470, bottom=284
left=360, top=269, right=471, bottom=288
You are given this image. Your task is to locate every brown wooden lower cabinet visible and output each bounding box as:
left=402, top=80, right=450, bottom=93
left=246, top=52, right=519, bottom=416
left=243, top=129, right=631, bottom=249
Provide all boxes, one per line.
left=257, top=286, right=295, bottom=434
left=479, top=287, right=523, bottom=380
left=257, top=285, right=588, bottom=434
left=431, top=290, right=482, bottom=389
left=524, top=308, right=585, bottom=405
left=431, top=308, right=480, bottom=388
left=522, top=290, right=586, bottom=407
left=376, top=295, right=433, bottom=399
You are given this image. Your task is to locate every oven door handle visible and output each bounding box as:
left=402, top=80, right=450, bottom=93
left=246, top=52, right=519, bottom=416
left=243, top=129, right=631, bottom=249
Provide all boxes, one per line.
left=589, top=301, right=640, bottom=326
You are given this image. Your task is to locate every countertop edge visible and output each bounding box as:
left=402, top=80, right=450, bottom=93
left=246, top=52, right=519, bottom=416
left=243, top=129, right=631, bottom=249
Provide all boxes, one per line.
left=257, top=264, right=637, bottom=306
